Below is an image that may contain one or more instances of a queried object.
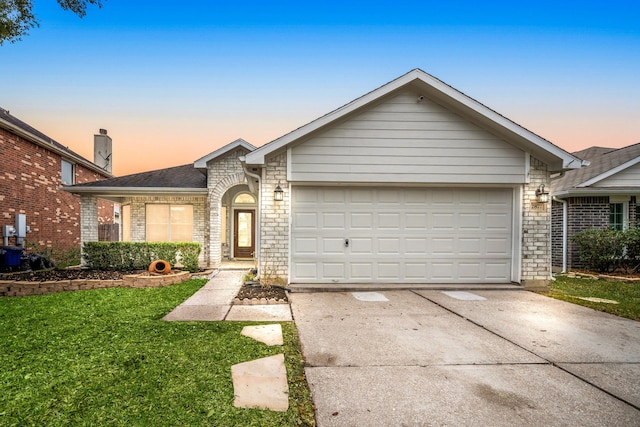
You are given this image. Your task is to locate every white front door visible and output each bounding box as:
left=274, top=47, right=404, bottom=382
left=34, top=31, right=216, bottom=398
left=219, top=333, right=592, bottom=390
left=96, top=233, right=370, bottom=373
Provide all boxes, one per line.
left=290, top=187, right=513, bottom=284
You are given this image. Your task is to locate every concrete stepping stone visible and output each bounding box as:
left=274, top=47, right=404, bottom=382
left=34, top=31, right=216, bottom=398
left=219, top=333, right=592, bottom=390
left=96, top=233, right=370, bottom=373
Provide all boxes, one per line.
left=231, top=354, right=289, bottom=412
left=241, top=324, right=284, bottom=346
left=226, top=304, right=292, bottom=321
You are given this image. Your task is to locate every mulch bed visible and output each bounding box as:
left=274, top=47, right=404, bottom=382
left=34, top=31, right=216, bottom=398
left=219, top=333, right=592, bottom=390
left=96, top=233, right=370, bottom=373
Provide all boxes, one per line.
left=235, top=283, right=288, bottom=303
left=1, top=269, right=288, bottom=302
left=1, top=269, right=138, bottom=281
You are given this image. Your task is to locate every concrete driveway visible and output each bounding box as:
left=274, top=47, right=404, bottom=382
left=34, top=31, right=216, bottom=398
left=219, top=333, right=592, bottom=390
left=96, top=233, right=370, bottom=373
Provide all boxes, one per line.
left=289, top=290, right=640, bottom=426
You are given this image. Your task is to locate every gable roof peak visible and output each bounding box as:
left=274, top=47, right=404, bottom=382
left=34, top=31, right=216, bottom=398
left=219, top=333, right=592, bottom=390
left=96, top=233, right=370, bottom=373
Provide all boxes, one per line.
left=193, top=138, right=256, bottom=169
left=244, top=69, right=582, bottom=172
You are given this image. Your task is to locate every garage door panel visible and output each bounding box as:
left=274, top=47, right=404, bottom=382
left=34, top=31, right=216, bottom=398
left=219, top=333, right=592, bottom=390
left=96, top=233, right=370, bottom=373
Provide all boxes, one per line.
left=378, top=238, right=400, bottom=254
left=293, top=262, right=317, bottom=280
left=378, top=263, right=400, bottom=278
left=405, top=237, right=428, bottom=254
left=294, top=237, right=318, bottom=254
left=431, top=262, right=456, bottom=280
left=431, top=237, right=455, bottom=255
left=378, top=213, right=401, bottom=229
left=351, top=213, right=373, bottom=228
left=322, top=238, right=346, bottom=254
left=485, top=262, right=511, bottom=280
left=323, top=263, right=345, bottom=279
left=486, top=238, right=510, bottom=255
left=291, top=187, right=513, bottom=283
left=459, top=238, right=482, bottom=255
left=322, top=213, right=345, bottom=228
left=404, top=212, right=428, bottom=229
left=294, top=212, right=318, bottom=229
left=405, top=262, right=428, bottom=279
left=459, top=262, right=483, bottom=279
left=432, top=213, right=455, bottom=230
left=350, top=238, right=373, bottom=254
left=351, top=263, right=373, bottom=280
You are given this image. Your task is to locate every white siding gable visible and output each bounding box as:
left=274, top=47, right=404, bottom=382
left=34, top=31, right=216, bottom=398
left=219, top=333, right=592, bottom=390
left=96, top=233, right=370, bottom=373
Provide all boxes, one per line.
left=593, top=162, right=640, bottom=187
left=289, top=90, right=526, bottom=184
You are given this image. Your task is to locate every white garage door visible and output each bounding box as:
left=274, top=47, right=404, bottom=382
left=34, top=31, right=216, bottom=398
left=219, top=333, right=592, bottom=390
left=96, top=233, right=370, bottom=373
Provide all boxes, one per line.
left=291, top=187, right=513, bottom=284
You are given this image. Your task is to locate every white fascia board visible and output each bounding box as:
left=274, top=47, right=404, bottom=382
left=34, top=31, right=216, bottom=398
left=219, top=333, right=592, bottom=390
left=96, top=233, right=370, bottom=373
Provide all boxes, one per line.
left=62, top=186, right=207, bottom=196
left=576, top=156, right=640, bottom=188
left=0, top=117, right=113, bottom=178
left=552, top=188, right=640, bottom=198
left=193, top=138, right=256, bottom=168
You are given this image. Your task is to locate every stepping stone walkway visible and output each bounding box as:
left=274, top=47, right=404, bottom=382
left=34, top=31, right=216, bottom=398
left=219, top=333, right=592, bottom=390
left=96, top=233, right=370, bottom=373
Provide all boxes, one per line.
left=241, top=324, right=284, bottom=346
left=232, top=324, right=288, bottom=412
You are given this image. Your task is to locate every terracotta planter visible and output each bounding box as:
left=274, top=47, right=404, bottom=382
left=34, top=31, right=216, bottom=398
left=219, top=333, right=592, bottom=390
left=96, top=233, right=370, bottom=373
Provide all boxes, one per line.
left=149, top=260, right=171, bottom=274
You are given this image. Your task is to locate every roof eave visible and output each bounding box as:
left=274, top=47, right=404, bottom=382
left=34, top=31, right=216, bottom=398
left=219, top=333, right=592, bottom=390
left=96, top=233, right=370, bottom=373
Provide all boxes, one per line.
left=576, top=156, right=640, bottom=188
left=552, top=188, right=640, bottom=198
left=62, top=186, right=207, bottom=196
left=0, top=117, right=114, bottom=178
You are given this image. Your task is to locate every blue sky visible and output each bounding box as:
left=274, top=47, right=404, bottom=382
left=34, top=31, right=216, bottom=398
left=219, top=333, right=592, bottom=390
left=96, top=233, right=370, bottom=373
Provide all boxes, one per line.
left=2, top=0, right=639, bottom=175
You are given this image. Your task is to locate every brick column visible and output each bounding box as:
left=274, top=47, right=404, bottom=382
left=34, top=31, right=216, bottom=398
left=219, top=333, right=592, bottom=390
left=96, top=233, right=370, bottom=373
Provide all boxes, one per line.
left=521, top=158, right=551, bottom=290
left=80, top=196, right=99, bottom=253
left=259, top=151, right=289, bottom=281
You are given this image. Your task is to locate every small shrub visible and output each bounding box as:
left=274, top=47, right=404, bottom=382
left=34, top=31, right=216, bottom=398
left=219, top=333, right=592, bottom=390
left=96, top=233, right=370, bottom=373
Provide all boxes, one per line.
left=623, top=226, right=640, bottom=272
left=571, top=228, right=625, bottom=273
left=83, top=242, right=201, bottom=272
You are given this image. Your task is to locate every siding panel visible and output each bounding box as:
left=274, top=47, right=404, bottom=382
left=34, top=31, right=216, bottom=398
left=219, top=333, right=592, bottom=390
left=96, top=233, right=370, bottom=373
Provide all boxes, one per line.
left=290, top=90, right=526, bottom=183
left=593, top=163, right=640, bottom=187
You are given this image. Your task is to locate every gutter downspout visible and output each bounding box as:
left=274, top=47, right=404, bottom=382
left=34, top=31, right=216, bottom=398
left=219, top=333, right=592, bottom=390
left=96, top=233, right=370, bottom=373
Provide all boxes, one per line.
left=240, top=157, right=261, bottom=274
left=553, top=197, right=568, bottom=273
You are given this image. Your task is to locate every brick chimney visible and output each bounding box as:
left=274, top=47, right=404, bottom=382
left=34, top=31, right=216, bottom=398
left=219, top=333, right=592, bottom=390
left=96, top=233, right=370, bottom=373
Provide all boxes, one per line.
left=93, top=129, right=112, bottom=173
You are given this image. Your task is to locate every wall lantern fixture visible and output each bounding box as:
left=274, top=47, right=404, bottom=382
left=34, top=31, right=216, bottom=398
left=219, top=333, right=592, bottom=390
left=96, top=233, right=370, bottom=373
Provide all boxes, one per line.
left=535, top=184, right=549, bottom=203
left=274, top=182, right=284, bottom=202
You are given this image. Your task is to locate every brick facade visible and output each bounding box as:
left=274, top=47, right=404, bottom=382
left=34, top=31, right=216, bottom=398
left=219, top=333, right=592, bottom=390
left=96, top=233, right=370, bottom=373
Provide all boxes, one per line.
left=520, top=157, right=551, bottom=287
left=207, top=147, right=253, bottom=266
left=0, top=126, right=113, bottom=252
left=259, top=150, right=288, bottom=280
left=551, top=199, right=564, bottom=270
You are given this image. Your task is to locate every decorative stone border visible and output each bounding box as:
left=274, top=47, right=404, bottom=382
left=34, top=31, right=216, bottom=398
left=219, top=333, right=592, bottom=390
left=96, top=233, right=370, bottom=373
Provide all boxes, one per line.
left=566, top=272, right=640, bottom=282
left=0, top=271, right=195, bottom=297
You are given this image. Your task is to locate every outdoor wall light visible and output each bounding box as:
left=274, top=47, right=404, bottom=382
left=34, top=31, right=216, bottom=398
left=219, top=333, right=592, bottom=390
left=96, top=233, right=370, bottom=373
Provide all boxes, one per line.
left=535, top=184, right=549, bottom=203
left=274, top=182, right=284, bottom=202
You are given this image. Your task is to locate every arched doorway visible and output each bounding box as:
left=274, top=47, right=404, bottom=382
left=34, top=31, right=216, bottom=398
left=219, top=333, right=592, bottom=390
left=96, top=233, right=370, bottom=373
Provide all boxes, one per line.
left=220, top=185, right=257, bottom=260
left=232, top=192, right=257, bottom=258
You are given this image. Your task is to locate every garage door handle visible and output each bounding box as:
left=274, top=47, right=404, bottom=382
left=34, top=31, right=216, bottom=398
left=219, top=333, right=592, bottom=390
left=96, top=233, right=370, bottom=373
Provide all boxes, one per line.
left=344, top=239, right=349, bottom=247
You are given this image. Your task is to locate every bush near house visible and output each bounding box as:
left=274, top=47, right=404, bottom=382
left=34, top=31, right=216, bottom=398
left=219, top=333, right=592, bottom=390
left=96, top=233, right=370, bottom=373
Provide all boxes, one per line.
left=571, top=227, right=640, bottom=273
left=83, top=242, right=201, bottom=272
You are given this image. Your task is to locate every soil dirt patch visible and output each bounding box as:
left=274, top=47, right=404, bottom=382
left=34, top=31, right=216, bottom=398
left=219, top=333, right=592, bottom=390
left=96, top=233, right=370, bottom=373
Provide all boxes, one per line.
left=235, top=283, right=288, bottom=303
left=1, top=269, right=137, bottom=281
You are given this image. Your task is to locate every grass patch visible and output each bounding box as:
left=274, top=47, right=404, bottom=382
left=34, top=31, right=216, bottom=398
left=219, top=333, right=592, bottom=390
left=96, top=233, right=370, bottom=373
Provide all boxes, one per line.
left=547, top=275, right=640, bottom=321
left=0, top=280, right=315, bottom=426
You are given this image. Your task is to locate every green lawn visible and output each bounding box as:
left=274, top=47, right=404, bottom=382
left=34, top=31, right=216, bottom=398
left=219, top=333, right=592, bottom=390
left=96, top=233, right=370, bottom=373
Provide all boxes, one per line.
left=547, top=275, right=640, bottom=321
left=0, top=280, right=315, bottom=426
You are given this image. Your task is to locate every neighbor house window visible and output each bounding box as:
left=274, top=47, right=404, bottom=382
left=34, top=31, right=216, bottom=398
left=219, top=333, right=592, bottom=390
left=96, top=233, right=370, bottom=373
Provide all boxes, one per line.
left=610, top=203, right=624, bottom=231
left=61, top=159, right=74, bottom=185
left=146, top=204, right=193, bottom=242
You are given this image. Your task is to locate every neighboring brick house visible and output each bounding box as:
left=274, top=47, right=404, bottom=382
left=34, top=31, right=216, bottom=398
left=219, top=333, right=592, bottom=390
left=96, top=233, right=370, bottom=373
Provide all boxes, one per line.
left=66, top=69, right=585, bottom=289
left=551, top=143, right=640, bottom=272
left=0, top=108, right=115, bottom=253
